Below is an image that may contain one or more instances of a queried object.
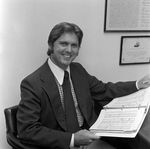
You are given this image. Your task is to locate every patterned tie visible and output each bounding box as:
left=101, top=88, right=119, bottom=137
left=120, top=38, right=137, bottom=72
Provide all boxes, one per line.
left=63, top=71, right=80, bottom=132
left=70, top=77, right=84, bottom=127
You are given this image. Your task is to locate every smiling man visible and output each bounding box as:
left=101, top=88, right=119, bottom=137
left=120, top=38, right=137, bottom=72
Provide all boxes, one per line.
left=17, top=22, right=150, bottom=149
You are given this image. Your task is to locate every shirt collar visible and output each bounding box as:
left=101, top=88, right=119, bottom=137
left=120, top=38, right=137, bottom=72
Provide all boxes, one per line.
left=48, top=58, right=70, bottom=85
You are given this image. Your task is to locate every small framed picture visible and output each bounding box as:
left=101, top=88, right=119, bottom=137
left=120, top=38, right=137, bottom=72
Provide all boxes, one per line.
left=119, top=36, right=150, bottom=65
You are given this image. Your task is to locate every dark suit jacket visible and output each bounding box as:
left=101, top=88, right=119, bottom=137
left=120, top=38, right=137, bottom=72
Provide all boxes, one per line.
left=17, top=60, right=137, bottom=149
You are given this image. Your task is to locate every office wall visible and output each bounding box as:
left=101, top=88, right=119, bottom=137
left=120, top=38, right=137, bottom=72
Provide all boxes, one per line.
left=0, top=0, right=150, bottom=148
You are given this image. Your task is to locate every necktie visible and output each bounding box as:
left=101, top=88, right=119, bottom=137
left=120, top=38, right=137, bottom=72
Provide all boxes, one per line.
left=63, top=71, right=80, bottom=132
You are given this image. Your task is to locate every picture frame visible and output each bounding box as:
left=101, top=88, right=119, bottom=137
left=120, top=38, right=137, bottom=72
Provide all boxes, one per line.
left=104, top=0, right=150, bottom=32
left=119, top=36, right=150, bottom=65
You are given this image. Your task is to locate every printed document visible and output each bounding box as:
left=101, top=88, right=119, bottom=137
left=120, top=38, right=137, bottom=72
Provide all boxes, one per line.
left=90, top=87, right=150, bottom=138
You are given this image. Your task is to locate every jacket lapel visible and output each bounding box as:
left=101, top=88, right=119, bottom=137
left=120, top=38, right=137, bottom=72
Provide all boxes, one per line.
left=40, top=61, right=67, bottom=131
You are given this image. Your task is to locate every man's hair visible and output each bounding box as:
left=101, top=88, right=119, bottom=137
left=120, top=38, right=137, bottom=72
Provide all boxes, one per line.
left=47, top=22, right=83, bottom=56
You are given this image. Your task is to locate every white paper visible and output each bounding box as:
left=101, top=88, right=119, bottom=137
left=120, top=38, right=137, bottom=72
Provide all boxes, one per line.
left=104, top=87, right=150, bottom=108
left=90, top=87, right=150, bottom=138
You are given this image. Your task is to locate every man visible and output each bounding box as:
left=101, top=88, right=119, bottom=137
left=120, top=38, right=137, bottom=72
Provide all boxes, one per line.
left=17, top=22, right=150, bottom=149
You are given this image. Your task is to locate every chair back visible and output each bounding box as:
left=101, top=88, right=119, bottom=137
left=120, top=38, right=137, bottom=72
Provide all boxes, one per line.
left=4, top=105, right=19, bottom=135
left=4, top=105, right=40, bottom=149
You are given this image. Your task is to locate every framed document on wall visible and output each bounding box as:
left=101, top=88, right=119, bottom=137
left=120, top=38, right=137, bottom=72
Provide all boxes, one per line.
left=104, top=0, right=150, bottom=32
left=119, top=36, right=150, bottom=65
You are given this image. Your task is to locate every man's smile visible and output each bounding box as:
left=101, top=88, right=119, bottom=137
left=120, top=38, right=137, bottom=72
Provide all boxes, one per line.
left=62, top=54, right=72, bottom=58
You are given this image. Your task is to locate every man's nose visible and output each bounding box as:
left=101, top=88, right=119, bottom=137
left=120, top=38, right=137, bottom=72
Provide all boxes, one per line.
left=66, top=45, right=71, bottom=52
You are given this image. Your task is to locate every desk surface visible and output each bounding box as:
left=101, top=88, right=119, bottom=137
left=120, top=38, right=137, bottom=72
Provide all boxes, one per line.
left=138, top=108, right=150, bottom=147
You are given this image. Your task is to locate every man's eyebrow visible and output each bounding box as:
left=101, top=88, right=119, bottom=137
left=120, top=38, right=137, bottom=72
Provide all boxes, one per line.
left=59, top=40, right=68, bottom=42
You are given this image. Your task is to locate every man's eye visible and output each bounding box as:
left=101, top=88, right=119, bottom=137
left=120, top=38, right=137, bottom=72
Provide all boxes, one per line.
left=72, top=44, right=78, bottom=48
left=60, top=43, right=67, bottom=46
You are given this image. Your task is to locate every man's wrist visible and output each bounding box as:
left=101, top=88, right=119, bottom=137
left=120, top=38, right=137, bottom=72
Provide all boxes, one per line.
left=70, top=134, right=74, bottom=147
left=136, top=81, right=140, bottom=90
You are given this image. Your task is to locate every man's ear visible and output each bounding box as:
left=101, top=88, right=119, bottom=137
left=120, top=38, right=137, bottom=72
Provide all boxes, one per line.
left=48, top=44, right=54, bottom=54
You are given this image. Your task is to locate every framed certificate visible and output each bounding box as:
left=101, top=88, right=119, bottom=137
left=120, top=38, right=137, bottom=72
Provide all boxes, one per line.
left=119, top=36, right=150, bottom=65
left=104, top=0, right=150, bottom=32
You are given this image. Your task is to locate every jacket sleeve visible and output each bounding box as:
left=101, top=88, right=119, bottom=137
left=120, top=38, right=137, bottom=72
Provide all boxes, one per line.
left=17, top=77, right=72, bottom=149
left=90, top=77, right=138, bottom=108
left=78, top=63, right=138, bottom=108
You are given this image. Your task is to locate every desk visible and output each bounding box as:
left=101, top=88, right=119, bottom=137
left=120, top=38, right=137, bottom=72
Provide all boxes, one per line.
left=138, top=108, right=150, bottom=148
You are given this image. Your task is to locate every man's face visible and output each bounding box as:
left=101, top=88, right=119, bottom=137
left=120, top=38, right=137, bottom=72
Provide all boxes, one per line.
left=50, top=32, right=80, bottom=70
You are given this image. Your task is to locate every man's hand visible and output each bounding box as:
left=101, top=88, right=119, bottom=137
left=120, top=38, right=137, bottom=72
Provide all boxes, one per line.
left=137, top=74, right=150, bottom=89
left=74, top=129, right=100, bottom=147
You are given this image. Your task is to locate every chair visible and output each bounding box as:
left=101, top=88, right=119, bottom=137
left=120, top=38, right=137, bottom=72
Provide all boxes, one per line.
left=4, top=105, right=36, bottom=149
left=4, top=105, right=116, bottom=149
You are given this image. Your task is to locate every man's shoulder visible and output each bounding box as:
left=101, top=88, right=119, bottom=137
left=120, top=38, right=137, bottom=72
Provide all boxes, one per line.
left=22, top=60, right=49, bottom=82
left=70, top=62, right=87, bottom=74
left=71, top=62, right=84, bottom=69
